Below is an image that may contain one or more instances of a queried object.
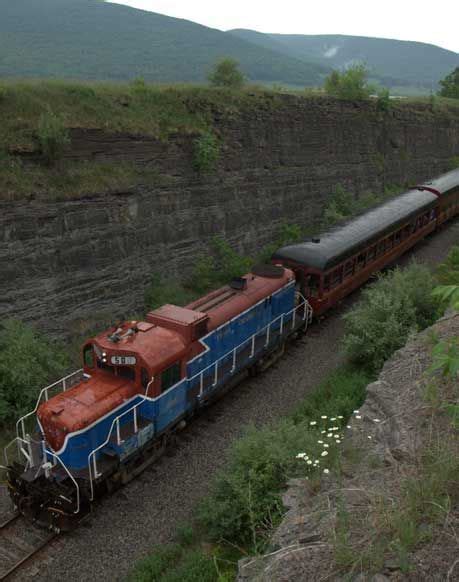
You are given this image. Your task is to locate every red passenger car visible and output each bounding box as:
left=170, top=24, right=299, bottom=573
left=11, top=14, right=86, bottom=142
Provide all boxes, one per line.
left=272, top=188, right=441, bottom=314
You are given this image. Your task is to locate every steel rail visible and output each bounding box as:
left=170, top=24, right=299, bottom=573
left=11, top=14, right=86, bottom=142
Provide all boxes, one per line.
left=0, top=515, right=58, bottom=581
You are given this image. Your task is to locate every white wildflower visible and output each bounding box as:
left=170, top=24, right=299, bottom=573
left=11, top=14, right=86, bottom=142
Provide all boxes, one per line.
left=336, top=439, right=341, bottom=443
left=307, top=460, right=312, bottom=465
left=321, top=430, right=326, bottom=434
left=355, top=415, right=362, bottom=420
left=338, top=415, right=343, bottom=419
left=353, top=410, right=359, bottom=414
left=330, top=417, right=336, bottom=421
left=310, top=421, right=317, bottom=426
left=327, top=433, right=333, bottom=437
left=368, top=436, right=372, bottom=439
left=323, top=468, right=330, bottom=474
left=346, top=425, right=351, bottom=429
left=321, top=451, right=328, bottom=457
left=323, top=444, right=329, bottom=448
left=373, top=419, right=381, bottom=423
left=317, top=440, right=324, bottom=444
left=296, top=453, right=307, bottom=459
left=333, top=434, right=339, bottom=439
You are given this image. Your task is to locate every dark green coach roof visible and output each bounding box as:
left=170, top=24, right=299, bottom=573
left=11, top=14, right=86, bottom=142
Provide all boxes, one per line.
left=272, top=189, right=438, bottom=272
left=416, top=168, right=459, bottom=196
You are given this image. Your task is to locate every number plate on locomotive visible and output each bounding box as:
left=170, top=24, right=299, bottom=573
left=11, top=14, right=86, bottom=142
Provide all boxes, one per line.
left=110, top=355, right=137, bottom=365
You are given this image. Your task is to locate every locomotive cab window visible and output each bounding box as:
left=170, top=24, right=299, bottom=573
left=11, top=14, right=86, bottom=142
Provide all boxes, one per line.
left=83, top=345, right=95, bottom=368
left=161, top=362, right=181, bottom=393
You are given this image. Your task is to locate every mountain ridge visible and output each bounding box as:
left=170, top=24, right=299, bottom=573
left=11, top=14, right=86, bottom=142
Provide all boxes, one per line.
left=229, top=29, right=459, bottom=90
left=0, top=0, right=328, bottom=85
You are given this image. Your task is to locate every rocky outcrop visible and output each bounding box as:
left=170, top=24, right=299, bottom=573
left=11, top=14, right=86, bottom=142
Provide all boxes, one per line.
left=238, top=311, right=459, bottom=581
left=1, top=95, right=459, bottom=336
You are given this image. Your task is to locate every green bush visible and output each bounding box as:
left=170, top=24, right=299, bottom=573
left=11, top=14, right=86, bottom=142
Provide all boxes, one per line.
left=208, top=58, right=245, bottom=89
left=193, top=132, right=220, bottom=173
left=188, top=238, right=252, bottom=295
left=198, top=367, right=370, bottom=550
left=376, top=88, right=391, bottom=112
left=343, top=264, right=440, bottom=373
left=129, top=544, right=182, bottom=582
left=438, top=66, right=459, bottom=99
left=144, top=276, right=196, bottom=311
left=129, top=545, right=218, bottom=582
left=0, top=320, right=69, bottom=424
left=322, top=184, right=356, bottom=226
left=324, top=65, right=372, bottom=100
left=37, top=109, right=70, bottom=164
left=435, top=246, right=459, bottom=285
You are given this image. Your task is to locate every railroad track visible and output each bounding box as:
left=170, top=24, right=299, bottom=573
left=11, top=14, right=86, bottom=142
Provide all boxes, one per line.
left=0, top=512, right=57, bottom=581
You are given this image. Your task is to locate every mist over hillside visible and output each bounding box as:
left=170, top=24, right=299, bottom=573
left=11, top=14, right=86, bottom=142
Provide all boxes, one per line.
left=229, top=29, right=459, bottom=91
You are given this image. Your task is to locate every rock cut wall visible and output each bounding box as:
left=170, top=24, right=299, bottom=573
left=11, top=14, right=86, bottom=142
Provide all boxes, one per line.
left=1, top=95, right=459, bottom=336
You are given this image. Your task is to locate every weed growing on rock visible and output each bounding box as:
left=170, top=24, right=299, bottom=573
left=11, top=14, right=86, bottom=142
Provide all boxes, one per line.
left=193, top=132, right=220, bottom=173
left=37, top=108, right=70, bottom=164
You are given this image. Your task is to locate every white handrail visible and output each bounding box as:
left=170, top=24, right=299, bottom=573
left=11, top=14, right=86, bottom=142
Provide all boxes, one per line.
left=16, top=369, right=84, bottom=440
left=44, top=448, right=81, bottom=514
left=87, top=377, right=155, bottom=500
left=87, top=397, right=147, bottom=500
left=188, top=297, right=312, bottom=387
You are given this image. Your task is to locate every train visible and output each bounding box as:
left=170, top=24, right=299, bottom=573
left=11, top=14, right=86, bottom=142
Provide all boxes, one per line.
left=4, top=168, right=459, bottom=531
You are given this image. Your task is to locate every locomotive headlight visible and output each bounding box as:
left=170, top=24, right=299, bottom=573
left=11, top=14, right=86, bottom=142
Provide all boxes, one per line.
left=102, top=352, right=107, bottom=357
left=102, top=358, right=107, bottom=363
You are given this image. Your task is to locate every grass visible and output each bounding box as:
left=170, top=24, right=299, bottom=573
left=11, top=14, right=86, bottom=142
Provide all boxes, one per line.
left=0, top=157, right=161, bottom=201
left=0, top=80, right=284, bottom=152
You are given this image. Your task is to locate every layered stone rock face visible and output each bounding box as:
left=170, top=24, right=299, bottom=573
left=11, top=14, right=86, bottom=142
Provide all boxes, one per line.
left=1, top=95, right=459, bottom=336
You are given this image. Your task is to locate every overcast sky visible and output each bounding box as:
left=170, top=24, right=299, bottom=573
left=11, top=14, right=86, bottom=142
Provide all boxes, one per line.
left=108, top=0, right=459, bottom=53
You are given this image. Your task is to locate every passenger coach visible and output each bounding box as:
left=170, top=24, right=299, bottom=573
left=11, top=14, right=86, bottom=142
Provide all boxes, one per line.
left=273, top=168, right=459, bottom=314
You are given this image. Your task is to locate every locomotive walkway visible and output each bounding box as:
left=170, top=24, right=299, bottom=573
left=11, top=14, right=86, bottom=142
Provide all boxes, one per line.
left=1, top=218, right=458, bottom=582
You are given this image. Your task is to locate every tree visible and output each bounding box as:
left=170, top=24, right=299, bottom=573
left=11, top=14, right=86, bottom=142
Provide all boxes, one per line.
left=208, top=58, right=245, bottom=89
left=324, top=64, right=372, bottom=100
left=438, top=67, right=459, bottom=99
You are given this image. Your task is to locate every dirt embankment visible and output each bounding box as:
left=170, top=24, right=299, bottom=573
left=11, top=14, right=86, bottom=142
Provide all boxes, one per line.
left=239, top=311, right=459, bottom=581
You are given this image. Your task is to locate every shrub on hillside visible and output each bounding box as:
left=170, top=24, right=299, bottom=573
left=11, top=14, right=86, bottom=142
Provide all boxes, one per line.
left=324, top=65, right=372, bottom=100
left=343, top=264, right=440, bottom=373
left=208, top=58, right=245, bottom=89
left=37, top=109, right=70, bottom=164
left=0, top=320, right=69, bottom=424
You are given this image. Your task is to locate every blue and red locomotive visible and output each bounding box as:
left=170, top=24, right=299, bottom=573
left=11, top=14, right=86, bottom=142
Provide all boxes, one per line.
left=4, top=168, right=459, bottom=531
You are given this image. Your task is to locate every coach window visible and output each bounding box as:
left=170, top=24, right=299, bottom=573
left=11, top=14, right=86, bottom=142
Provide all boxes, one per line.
left=344, top=260, right=354, bottom=278
left=356, top=252, right=366, bottom=270
left=306, top=274, right=320, bottom=297
left=367, top=246, right=376, bottom=262
left=161, top=362, right=181, bottom=393
left=331, top=267, right=343, bottom=288
left=394, top=229, right=401, bottom=245
left=323, top=274, right=331, bottom=292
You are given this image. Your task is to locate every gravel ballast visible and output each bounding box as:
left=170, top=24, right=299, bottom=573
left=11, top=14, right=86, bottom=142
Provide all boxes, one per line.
left=2, top=219, right=458, bottom=581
